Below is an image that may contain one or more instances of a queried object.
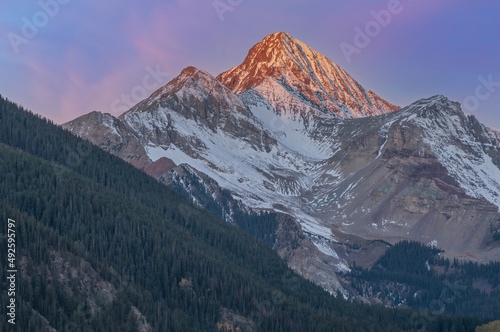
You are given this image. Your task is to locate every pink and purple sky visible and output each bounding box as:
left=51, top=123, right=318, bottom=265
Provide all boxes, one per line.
left=1, top=0, right=499, bottom=129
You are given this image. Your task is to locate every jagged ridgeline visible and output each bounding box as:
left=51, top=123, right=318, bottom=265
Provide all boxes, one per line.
left=0, top=95, right=486, bottom=331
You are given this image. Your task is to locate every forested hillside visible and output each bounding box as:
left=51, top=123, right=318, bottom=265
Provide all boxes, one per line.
left=0, top=96, right=489, bottom=331
left=346, top=241, right=500, bottom=319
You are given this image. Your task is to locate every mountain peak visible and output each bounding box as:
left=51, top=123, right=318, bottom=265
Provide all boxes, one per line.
left=262, top=31, right=290, bottom=41
left=179, top=66, right=200, bottom=77
left=217, top=32, right=399, bottom=118
left=259, top=31, right=295, bottom=49
left=145, top=66, right=217, bottom=101
left=174, top=66, right=216, bottom=83
left=403, top=95, right=463, bottom=117
left=217, top=32, right=298, bottom=94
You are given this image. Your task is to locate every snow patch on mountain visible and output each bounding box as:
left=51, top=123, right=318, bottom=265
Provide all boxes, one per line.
left=407, top=96, right=500, bottom=210
left=242, top=88, right=339, bottom=160
left=376, top=119, right=396, bottom=158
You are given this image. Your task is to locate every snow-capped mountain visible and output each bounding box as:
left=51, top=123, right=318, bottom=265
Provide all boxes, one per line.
left=63, top=33, right=500, bottom=294
left=218, top=32, right=399, bottom=118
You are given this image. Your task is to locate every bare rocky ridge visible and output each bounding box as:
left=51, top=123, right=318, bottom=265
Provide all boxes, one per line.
left=314, top=97, right=500, bottom=263
left=62, top=111, right=149, bottom=169
left=488, top=127, right=500, bottom=142
left=121, top=66, right=277, bottom=155
left=63, top=33, right=500, bottom=296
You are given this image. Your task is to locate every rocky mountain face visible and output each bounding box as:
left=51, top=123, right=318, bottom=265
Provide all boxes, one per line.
left=218, top=32, right=399, bottom=118
left=488, top=127, right=500, bottom=141
left=63, top=32, right=500, bottom=295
